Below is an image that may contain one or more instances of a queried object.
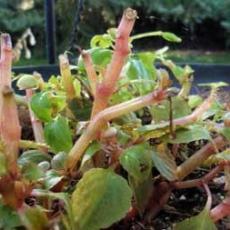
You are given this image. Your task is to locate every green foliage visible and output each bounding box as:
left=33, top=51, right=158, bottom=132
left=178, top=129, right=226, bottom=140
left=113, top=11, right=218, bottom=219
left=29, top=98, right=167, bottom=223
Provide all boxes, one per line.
left=175, top=208, right=217, bottom=230
left=44, top=115, right=72, bottom=153
left=71, top=168, right=132, bottom=230
left=0, top=204, right=21, bottom=230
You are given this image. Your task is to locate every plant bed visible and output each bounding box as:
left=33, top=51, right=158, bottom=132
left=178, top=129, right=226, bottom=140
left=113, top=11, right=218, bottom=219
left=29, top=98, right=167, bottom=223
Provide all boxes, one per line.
left=0, top=8, right=230, bottom=230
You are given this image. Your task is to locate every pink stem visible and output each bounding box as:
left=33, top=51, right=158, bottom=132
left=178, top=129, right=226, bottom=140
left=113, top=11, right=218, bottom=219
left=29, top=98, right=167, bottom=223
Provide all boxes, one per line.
left=26, top=89, right=45, bottom=144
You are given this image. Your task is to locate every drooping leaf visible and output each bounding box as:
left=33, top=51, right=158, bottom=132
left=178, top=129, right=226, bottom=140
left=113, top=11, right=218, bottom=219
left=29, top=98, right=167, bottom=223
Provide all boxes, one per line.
left=30, top=91, right=52, bottom=122
left=175, top=208, right=216, bottom=230
left=20, top=206, right=49, bottom=230
left=44, top=115, right=72, bottom=153
left=152, top=144, right=178, bottom=181
left=0, top=204, right=21, bottom=230
left=18, top=150, right=51, bottom=166
left=71, top=168, right=132, bottom=230
left=120, top=143, right=152, bottom=181
left=165, top=125, right=210, bottom=144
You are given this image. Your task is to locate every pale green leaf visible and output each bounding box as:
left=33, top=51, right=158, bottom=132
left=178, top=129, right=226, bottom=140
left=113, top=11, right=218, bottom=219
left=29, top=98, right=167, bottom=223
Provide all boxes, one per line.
left=166, top=125, right=210, bottom=144
left=72, top=168, right=132, bottom=230
left=44, top=115, right=72, bottom=153
left=175, top=209, right=216, bottom=230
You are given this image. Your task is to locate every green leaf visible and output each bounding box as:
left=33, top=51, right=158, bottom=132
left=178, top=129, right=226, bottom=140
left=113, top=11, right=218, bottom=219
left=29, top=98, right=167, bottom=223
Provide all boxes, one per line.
left=150, top=96, right=191, bottom=123
left=221, top=127, right=230, bottom=141
left=21, top=162, right=44, bottom=182
left=129, top=174, right=153, bottom=213
left=165, top=125, right=210, bottom=144
left=72, top=168, right=132, bottom=230
left=162, top=32, right=182, bottom=42
left=44, top=115, right=72, bottom=153
left=20, top=206, right=49, bottom=230
left=0, top=152, right=7, bottom=177
left=17, top=74, right=38, bottom=90
left=152, top=144, right=178, bottom=181
left=80, top=141, right=101, bottom=169
left=18, top=150, right=51, bottom=166
left=44, top=170, right=64, bottom=190
left=175, top=209, right=216, bottom=230
left=78, top=48, right=112, bottom=70
left=199, top=82, right=228, bottom=89
left=120, top=143, right=152, bottom=181
left=30, top=91, right=52, bottom=122
left=0, top=204, right=21, bottom=230
left=90, top=34, right=113, bottom=48
left=188, top=95, right=203, bottom=109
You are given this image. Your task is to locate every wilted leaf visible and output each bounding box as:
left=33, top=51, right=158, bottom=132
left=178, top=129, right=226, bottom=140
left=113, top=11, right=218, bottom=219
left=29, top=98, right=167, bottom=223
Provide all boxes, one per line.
left=152, top=144, right=178, bottom=181
left=44, top=115, right=72, bottom=153
left=72, top=168, right=132, bottom=230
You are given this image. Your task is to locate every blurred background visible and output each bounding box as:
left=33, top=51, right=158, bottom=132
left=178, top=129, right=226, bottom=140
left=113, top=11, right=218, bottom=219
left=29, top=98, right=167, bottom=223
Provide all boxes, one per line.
left=1, top=0, right=230, bottom=66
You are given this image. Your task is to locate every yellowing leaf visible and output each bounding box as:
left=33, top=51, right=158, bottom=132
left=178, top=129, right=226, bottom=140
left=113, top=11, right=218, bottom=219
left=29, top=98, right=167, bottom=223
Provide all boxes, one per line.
left=71, top=168, right=132, bottom=230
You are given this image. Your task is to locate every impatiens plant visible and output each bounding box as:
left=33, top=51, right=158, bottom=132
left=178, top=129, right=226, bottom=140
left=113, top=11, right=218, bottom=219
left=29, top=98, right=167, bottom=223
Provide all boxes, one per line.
left=0, top=8, right=230, bottom=229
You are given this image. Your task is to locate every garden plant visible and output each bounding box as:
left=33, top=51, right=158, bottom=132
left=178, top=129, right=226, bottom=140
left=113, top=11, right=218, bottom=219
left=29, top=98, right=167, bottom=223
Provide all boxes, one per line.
left=0, top=8, right=230, bottom=229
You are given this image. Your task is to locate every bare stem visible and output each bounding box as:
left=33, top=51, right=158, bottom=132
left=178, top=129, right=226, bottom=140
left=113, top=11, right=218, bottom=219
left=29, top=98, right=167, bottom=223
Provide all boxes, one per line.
left=81, top=50, right=98, bottom=96
left=176, top=136, right=227, bottom=180
left=59, top=54, right=75, bottom=100
left=210, top=197, right=230, bottom=222
left=91, top=8, right=137, bottom=117
left=66, top=89, right=166, bottom=172
left=26, top=89, right=45, bottom=145
left=174, top=163, right=224, bottom=189
left=0, top=34, right=21, bottom=177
